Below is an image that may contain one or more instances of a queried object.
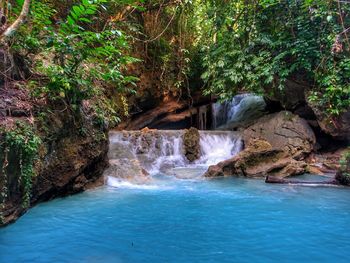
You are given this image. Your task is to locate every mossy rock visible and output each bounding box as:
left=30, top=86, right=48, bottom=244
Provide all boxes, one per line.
left=183, top=127, right=200, bottom=162
left=335, top=150, right=350, bottom=186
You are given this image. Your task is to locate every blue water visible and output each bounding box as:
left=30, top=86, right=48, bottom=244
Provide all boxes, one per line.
left=1, top=175, right=350, bottom=263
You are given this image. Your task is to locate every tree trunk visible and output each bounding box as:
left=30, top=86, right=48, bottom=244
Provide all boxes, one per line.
left=0, top=0, right=30, bottom=39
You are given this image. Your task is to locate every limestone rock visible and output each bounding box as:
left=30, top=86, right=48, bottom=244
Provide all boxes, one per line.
left=242, top=111, right=316, bottom=159
left=204, top=139, right=307, bottom=178
left=183, top=127, right=200, bottom=162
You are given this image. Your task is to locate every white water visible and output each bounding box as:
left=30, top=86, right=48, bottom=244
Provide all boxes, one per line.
left=212, top=94, right=266, bottom=130
left=106, top=130, right=243, bottom=188
left=106, top=176, right=165, bottom=190
left=197, top=132, right=243, bottom=165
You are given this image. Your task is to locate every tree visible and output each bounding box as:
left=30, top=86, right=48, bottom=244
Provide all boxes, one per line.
left=0, top=0, right=31, bottom=40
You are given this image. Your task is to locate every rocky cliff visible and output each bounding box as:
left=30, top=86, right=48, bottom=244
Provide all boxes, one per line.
left=0, top=86, right=108, bottom=226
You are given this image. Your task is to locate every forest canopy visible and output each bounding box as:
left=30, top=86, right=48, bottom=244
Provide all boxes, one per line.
left=0, top=0, right=349, bottom=119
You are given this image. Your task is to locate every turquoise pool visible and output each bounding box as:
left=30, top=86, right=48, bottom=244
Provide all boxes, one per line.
left=1, top=175, right=350, bottom=263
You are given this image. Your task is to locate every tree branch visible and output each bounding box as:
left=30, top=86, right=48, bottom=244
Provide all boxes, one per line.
left=1, top=0, right=30, bottom=39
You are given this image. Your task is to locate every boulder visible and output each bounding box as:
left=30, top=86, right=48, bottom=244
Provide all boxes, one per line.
left=309, top=104, right=350, bottom=140
left=183, top=127, right=200, bottom=162
left=242, top=111, right=316, bottom=159
left=204, top=139, right=307, bottom=178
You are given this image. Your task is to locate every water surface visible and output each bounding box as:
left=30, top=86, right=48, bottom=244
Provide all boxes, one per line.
left=1, top=174, right=350, bottom=263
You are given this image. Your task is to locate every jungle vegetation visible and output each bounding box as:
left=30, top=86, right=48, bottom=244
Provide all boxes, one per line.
left=0, top=0, right=349, bottom=117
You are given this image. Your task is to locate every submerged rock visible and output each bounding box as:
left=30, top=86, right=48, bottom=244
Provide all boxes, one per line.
left=183, top=127, right=200, bottom=162
left=265, top=176, right=337, bottom=185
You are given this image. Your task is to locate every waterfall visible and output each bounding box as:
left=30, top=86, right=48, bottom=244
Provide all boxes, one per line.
left=197, top=131, right=243, bottom=166
left=108, top=130, right=187, bottom=174
left=105, top=130, right=243, bottom=186
left=212, top=94, right=266, bottom=130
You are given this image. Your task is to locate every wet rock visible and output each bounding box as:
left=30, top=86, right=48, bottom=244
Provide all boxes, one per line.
left=306, top=148, right=348, bottom=173
left=183, top=127, right=200, bottom=162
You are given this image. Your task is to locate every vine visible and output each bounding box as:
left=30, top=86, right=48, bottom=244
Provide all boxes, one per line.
left=0, top=122, right=41, bottom=223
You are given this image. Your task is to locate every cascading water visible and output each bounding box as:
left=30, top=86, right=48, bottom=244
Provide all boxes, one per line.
left=197, top=131, right=243, bottom=166
left=212, top=94, right=266, bottom=130
left=105, top=130, right=243, bottom=187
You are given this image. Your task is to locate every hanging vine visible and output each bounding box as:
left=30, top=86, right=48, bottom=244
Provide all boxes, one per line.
left=0, top=135, right=8, bottom=224
left=0, top=122, right=41, bottom=223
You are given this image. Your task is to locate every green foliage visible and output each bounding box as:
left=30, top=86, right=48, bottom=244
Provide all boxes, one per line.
left=340, top=149, right=350, bottom=171
left=10, top=0, right=139, bottom=121
left=337, top=149, right=350, bottom=185
left=37, top=0, right=137, bottom=107
left=0, top=122, right=41, bottom=223
left=197, top=0, right=350, bottom=115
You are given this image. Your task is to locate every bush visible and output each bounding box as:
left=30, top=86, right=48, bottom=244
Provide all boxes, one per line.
left=336, top=149, right=350, bottom=185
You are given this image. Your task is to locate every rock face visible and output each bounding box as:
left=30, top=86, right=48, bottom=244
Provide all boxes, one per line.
left=204, top=112, right=315, bottom=178
left=309, top=105, right=350, bottom=140
left=0, top=93, right=108, bottom=226
left=264, top=77, right=350, bottom=141
left=183, top=127, right=200, bottom=162
left=118, top=94, right=214, bottom=130
left=264, top=78, right=317, bottom=123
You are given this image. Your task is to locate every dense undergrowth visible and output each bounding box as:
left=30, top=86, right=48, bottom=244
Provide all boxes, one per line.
left=196, top=0, right=350, bottom=116
left=2, top=0, right=348, bottom=116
